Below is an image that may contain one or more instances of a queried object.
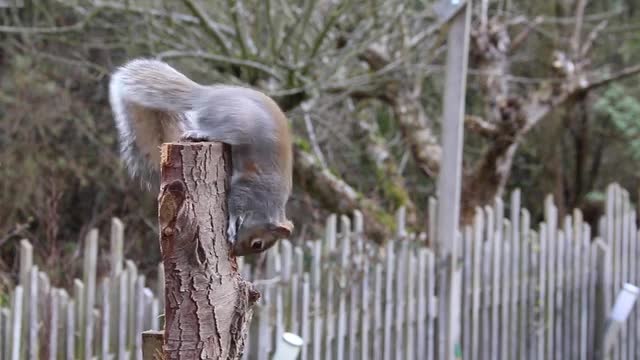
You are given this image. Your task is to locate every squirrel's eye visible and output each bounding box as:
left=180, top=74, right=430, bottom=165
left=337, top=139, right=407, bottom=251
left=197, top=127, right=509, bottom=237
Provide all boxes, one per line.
left=250, top=239, right=263, bottom=250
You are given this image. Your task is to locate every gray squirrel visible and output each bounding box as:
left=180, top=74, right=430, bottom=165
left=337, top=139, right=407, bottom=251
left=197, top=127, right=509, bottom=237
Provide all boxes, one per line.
left=108, top=58, right=293, bottom=256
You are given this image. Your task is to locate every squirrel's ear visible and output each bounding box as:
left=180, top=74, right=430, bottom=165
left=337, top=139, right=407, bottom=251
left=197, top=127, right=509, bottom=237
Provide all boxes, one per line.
left=270, top=220, right=293, bottom=238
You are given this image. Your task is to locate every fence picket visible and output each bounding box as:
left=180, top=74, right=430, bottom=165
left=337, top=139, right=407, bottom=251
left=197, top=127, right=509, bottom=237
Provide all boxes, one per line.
left=19, top=239, right=32, bottom=359
left=49, top=289, right=59, bottom=360
left=425, top=250, right=435, bottom=360
left=66, top=299, right=75, bottom=360
left=360, top=253, right=370, bottom=360
left=301, top=273, right=311, bottom=360
left=10, top=286, right=23, bottom=360
left=416, top=249, right=427, bottom=360
left=383, top=242, right=394, bottom=360
left=509, top=191, right=521, bottom=359
left=27, top=266, right=39, bottom=360
left=311, top=241, right=323, bottom=360
left=373, top=264, right=383, bottom=360
left=83, top=229, right=99, bottom=360
left=2, top=308, right=10, bottom=360
left=500, top=220, right=511, bottom=359
left=470, top=209, right=483, bottom=360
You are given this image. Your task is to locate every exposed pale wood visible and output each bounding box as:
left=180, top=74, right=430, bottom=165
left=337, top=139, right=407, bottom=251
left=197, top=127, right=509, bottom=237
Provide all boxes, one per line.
left=142, top=330, right=164, bottom=360
left=157, top=263, right=165, bottom=323
left=159, top=142, right=258, bottom=359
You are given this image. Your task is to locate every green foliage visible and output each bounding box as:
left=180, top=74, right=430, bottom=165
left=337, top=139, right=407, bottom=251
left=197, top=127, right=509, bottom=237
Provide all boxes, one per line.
left=594, top=85, right=640, bottom=161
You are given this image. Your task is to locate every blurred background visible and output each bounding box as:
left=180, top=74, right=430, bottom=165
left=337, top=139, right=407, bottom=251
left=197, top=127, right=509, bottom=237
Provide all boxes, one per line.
left=1, top=0, right=639, bottom=294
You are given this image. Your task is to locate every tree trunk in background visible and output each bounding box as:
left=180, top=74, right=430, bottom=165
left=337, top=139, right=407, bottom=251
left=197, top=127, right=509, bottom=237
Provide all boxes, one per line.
left=158, top=142, right=259, bottom=359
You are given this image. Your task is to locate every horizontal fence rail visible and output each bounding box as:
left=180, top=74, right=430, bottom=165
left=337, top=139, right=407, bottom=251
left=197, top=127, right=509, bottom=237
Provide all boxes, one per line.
left=0, top=183, right=638, bottom=360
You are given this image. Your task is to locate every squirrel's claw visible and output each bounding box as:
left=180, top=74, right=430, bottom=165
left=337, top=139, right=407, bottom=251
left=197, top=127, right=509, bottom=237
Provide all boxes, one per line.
left=227, top=222, right=237, bottom=244
left=227, top=215, right=244, bottom=244
left=180, top=131, right=211, bottom=142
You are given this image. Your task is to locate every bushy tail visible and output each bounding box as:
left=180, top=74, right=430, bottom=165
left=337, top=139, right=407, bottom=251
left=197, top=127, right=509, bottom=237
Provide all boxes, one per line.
left=108, top=59, right=203, bottom=187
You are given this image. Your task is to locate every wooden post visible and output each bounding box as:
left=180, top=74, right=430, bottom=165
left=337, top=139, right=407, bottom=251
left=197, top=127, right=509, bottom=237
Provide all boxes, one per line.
left=157, top=142, right=259, bottom=359
left=434, top=0, right=471, bottom=359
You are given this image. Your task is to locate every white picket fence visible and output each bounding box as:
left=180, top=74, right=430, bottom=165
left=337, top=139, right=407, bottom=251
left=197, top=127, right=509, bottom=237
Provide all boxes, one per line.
left=1, top=183, right=639, bottom=359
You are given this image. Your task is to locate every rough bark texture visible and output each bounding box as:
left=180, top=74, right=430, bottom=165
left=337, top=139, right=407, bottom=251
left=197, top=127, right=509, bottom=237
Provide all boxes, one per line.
left=159, top=142, right=259, bottom=360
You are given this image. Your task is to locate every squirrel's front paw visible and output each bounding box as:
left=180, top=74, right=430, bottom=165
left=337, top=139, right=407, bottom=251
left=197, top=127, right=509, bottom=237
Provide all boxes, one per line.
left=180, top=131, right=212, bottom=142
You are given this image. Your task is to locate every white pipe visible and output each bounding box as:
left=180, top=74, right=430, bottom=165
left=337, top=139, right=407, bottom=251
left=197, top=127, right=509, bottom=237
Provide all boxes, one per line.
left=272, top=332, right=304, bottom=360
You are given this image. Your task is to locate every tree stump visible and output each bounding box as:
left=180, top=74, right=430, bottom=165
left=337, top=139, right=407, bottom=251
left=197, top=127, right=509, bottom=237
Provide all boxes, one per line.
left=157, top=142, right=260, bottom=359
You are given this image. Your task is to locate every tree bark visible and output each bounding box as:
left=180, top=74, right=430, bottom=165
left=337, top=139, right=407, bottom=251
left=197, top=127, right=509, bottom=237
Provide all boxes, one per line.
left=158, top=142, right=260, bottom=360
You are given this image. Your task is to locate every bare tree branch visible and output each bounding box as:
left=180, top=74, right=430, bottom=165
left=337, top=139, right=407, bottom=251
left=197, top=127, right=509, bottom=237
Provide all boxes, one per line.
left=182, top=0, right=232, bottom=55
left=0, top=8, right=99, bottom=34
left=580, top=20, right=608, bottom=57
left=293, top=145, right=391, bottom=242
left=584, top=63, right=640, bottom=90
left=465, top=114, right=499, bottom=137
left=301, top=101, right=328, bottom=168
left=571, top=0, right=588, bottom=56
left=157, top=50, right=283, bottom=80
left=90, top=0, right=234, bottom=34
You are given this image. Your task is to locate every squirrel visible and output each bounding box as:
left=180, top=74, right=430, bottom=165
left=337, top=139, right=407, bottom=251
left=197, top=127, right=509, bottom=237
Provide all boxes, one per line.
left=108, top=58, right=294, bottom=256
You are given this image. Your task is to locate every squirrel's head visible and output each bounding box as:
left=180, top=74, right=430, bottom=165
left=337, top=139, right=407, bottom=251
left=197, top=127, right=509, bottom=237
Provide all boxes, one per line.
left=231, top=212, right=293, bottom=256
